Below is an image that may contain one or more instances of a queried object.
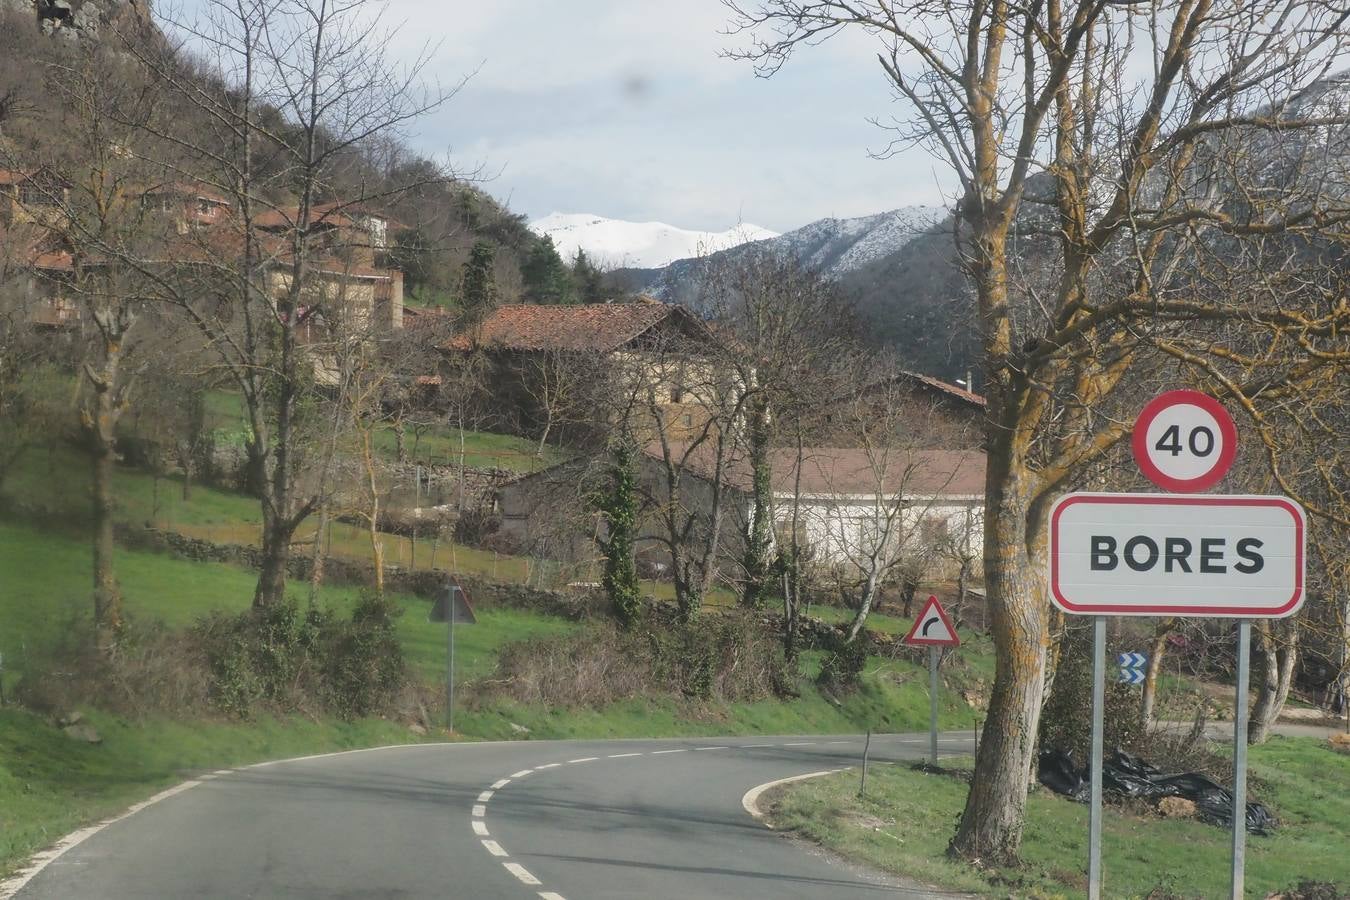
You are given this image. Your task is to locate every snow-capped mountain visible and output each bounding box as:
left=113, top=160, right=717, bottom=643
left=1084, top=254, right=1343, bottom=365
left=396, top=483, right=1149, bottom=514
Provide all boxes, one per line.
left=623, top=204, right=948, bottom=300
left=755, top=206, right=946, bottom=278
left=529, top=212, right=779, bottom=270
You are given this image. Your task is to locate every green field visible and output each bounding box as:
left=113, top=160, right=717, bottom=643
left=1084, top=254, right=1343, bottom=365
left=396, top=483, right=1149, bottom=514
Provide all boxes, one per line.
left=202, top=388, right=561, bottom=472
left=769, top=740, right=1348, bottom=898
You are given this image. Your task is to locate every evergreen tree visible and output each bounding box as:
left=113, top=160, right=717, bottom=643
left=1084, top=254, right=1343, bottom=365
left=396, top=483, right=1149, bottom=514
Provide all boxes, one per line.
left=572, top=248, right=608, bottom=303
left=521, top=235, right=575, bottom=304
left=460, top=240, right=497, bottom=324
left=595, top=442, right=642, bottom=629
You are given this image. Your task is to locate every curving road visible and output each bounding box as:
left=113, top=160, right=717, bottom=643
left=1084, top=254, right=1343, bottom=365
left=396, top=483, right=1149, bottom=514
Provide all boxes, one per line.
left=12, top=732, right=976, bottom=899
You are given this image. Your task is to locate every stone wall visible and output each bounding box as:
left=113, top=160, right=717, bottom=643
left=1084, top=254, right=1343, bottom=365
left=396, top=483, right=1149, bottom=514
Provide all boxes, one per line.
left=111, top=522, right=604, bottom=621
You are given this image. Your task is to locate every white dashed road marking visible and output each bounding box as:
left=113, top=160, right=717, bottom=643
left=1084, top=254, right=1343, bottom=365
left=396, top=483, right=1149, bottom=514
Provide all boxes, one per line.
left=536, top=763, right=561, bottom=769
left=694, top=746, right=727, bottom=751
left=472, top=820, right=489, bottom=836
left=568, top=757, right=598, bottom=763
left=477, top=791, right=494, bottom=802
left=538, top=893, right=567, bottom=900
left=491, top=778, right=511, bottom=789
left=651, top=748, right=687, bottom=754
left=784, top=741, right=816, bottom=746
left=504, top=862, right=542, bottom=885
left=510, top=769, right=533, bottom=778
left=607, top=752, right=641, bottom=758
left=482, top=840, right=509, bottom=857
left=472, top=804, right=486, bottom=817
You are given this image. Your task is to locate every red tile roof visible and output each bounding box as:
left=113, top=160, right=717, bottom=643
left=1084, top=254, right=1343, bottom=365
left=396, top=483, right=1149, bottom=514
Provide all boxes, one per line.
left=254, top=201, right=392, bottom=230
left=643, top=442, right=985, bottom=497
left=443, top=302, right=707, bottom=353
left=901, top=370, right=985, bottom=407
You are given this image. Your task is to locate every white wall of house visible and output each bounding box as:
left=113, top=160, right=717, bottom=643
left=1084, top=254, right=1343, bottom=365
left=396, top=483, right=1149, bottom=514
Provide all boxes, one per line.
left=770, top=492, right=983, bottom=575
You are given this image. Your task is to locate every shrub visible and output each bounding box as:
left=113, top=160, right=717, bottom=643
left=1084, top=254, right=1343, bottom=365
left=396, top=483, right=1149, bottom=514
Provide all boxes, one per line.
left=194, top=594, right=406, bottom=720
left=817, top=629, right=872, bottom=693
left=1039, top=620, right=1144, bottom=758
left=485, top=612, right=791, bottom=707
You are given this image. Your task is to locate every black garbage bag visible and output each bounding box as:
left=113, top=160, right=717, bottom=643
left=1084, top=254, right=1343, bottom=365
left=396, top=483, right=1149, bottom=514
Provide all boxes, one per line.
left=1038, top=747, right=1277, bottom=835
left=1192, top=785, right=1279, bottom=835
left=1038, top=749, right=1090, bottom=801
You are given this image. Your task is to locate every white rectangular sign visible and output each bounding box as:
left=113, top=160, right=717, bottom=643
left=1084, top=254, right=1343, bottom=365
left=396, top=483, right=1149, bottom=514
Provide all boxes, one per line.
left=1049, top=493, right=1305, bottom=618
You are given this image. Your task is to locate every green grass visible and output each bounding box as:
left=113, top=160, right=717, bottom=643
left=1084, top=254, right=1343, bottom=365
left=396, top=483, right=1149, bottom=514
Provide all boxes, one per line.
left=0, top=520, right=576, bottom=686
left=770, top=738, right=1350, bottom=898
left=202, top=387, right=559, bottom=473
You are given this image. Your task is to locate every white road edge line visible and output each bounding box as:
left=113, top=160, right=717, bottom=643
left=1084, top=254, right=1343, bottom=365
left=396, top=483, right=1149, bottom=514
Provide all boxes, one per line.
left=0, top=779, right=203, bottom=899
left=740, top=768, right=849, bottom=829
left=568, top=757, right=598, bottom=763
left=491, top=778, right=511, bottom=789
left=472, top=820, right=489, bottom=836
left=504, top=862, right=542, bottom=885
left=482, top=839, right=509, bottom=857
left=472, top=804, right=487, bottom=817
left=477, top=790, right=494, bottom=802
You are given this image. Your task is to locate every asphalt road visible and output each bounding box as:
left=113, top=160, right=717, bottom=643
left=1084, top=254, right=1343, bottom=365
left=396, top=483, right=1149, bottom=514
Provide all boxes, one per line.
left=13, top=731, right=977, bottom=900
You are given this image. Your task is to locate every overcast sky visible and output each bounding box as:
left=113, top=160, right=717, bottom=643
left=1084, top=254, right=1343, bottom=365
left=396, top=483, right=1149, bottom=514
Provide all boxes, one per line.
left=376, top=1, right=954, bottom=233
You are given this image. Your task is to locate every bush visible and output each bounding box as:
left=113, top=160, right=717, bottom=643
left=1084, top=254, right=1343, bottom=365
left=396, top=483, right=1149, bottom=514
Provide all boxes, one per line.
left=195, top=594, right=406, bottom=720
left=817, top=629, right=872, bottom=693
left=485, top=612, right=791, bottom=707
left=1039, top=621, right=1144, bottom=758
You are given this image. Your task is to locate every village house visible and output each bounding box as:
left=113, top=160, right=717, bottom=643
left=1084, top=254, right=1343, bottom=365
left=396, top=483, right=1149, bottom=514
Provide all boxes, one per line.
left=441, top=300, right=730, bottom=444
left=0, top=180, right=407, bottom=349
left=494, top=439, right=986, bottom=583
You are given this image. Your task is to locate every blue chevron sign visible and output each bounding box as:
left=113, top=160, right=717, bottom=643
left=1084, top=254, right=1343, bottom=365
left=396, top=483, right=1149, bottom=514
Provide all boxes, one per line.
left=1118, top=667, right=1146, bottom=685
left=1117, top=652, right=1147, bottom=669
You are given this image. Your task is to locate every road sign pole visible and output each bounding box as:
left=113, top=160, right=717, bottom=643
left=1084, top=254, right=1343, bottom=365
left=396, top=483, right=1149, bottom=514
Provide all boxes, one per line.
left=1088, top=615, right=1106, bottom=900
left=1231, top=619, right=1251, bottom=899
left=929, top=646, right=939, bottom=766
left=447, top=597, right=456, bottom=733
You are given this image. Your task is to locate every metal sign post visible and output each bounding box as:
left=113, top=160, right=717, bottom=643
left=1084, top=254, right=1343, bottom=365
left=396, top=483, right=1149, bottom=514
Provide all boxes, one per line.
left=448, top=601, right=456, bottom=732
left=928, top=646, right=940, bottom=766
left=1088, top=616, right=1105, bottom=900
left=430, top=581, right=477, bottom=734
left=903, top=595, right=961, bottom=770
left=1231, top=619, right=1251, bottom=899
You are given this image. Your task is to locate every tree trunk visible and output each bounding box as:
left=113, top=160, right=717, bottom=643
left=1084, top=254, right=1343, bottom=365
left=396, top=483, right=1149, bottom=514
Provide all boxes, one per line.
left=308, top=500, right=330, bottom=604
left=91, top=440, right=121, bottom=652
left=949, top=483, right=1048, bottom=865
left=254, top=517, right=291, bottom=608
left=1249, top=619, right=1299, bottom=744
left=1140, top=617, right=1177, bottom=727
left=741, top=397, right=773, bottom=608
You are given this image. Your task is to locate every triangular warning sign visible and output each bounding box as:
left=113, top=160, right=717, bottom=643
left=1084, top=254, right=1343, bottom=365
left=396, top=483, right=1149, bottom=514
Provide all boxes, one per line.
left=903, top=595, right=960, bottom=647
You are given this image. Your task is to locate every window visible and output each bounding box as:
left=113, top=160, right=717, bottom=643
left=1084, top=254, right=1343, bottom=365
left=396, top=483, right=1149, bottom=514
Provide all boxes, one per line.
left=681, top=413, right=693, bottom=427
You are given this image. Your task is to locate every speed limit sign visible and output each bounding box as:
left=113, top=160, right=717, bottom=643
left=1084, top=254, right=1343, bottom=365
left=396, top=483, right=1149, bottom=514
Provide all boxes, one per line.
left=1131, top=390, right=1237, bottom=492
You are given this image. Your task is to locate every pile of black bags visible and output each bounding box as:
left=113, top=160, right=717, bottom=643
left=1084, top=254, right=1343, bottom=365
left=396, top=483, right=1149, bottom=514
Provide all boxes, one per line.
left=1037, top=748, right=1277, bottom=834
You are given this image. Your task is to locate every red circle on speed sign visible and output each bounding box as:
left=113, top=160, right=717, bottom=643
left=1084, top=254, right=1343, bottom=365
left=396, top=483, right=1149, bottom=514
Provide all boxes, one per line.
left=1132, top=390, right=1237, bottom=492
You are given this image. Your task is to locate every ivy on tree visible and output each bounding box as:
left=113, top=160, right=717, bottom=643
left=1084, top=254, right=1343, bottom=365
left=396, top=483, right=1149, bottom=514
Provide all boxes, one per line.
left=595, top=442, right=642, bottom=629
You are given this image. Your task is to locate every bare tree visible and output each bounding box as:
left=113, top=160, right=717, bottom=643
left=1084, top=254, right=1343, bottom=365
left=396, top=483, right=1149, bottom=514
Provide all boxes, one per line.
left=728, top=0, right=1350, bottom=861
left=92, top=0, right=460, bottom=608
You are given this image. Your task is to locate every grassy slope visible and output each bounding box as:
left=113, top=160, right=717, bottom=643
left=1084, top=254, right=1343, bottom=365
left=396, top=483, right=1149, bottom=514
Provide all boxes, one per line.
left=202, top=388, right=562, bottom=472
left=770, top=740, right=1349, bottom=898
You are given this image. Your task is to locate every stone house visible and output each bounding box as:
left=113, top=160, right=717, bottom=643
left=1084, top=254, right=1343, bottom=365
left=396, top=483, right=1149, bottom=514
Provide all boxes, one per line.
left=441, top=300, right=731, bottom=445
